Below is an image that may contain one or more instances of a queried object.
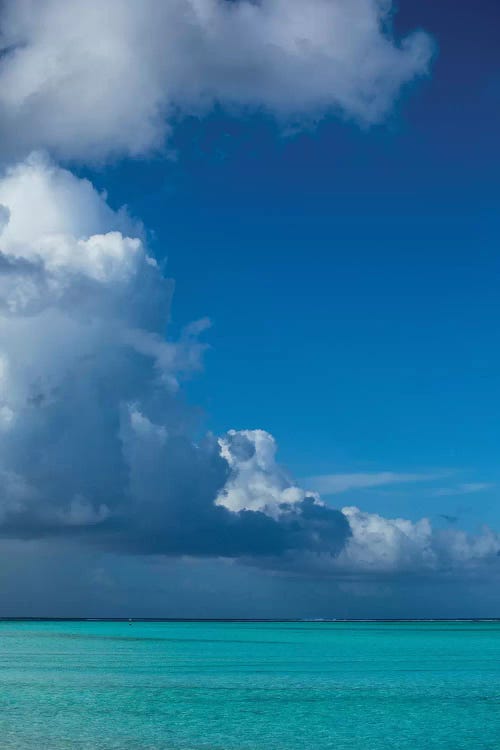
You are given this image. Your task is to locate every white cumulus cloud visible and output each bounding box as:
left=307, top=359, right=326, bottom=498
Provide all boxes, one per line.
left=217, top=429, right=320, bottom=516
left=333, top=506, right=500, bottom=575
left=0, top=0, right=434, bottom=162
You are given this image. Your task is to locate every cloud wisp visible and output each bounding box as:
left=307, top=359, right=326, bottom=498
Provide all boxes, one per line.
left=305, top=471, right=448, bottom=495
left=0, top=0, right=434, bottom=162
left=431, top=483, right=495, bottom=498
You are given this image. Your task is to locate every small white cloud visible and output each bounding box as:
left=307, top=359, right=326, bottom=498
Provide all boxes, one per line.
left=217, top=429, right=320, bottom=517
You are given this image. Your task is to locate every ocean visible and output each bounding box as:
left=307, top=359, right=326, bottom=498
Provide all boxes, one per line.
left=0, top=620, right=499, bottom=749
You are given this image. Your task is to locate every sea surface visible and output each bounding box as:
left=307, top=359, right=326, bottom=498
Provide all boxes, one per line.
left=0, top=620, right=500, bottom=749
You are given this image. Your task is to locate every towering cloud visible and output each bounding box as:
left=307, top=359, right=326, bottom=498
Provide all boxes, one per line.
left=0, top=153, right=188, bottom=533
left=0, top=0, right=433, bottom=162
left=0, top=156, right=496, bottom=579
left=0, top=155, right=352, bottom=562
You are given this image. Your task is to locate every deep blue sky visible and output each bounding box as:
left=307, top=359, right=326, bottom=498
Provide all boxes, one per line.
left=84, top=0, right=500, bottom=529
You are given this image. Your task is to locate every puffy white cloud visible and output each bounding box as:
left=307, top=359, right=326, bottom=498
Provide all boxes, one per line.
left=215, top=431, right=500, bottom=576
left=335, top=506, right=500, bottom=574
left=217, top=429, right=320, bottom=516
left=0, top=0, right=434, bottom=161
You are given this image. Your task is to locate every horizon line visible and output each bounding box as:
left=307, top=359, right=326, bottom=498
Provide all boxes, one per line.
left=1, top=617, right=500, bottom=623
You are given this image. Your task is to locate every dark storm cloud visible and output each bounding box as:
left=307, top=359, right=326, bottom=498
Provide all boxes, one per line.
left=0, top=159, right=497, bottom=583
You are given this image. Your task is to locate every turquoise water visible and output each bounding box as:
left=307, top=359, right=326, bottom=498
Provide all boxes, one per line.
left=1, top=621, right=500, bottom=749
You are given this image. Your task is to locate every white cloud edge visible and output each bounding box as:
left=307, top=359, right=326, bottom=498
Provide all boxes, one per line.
left=0, top=0, right=434, bottom=162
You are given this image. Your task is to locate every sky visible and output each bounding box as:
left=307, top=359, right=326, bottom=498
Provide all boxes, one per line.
left=0, top=0, right=499, bottom=618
